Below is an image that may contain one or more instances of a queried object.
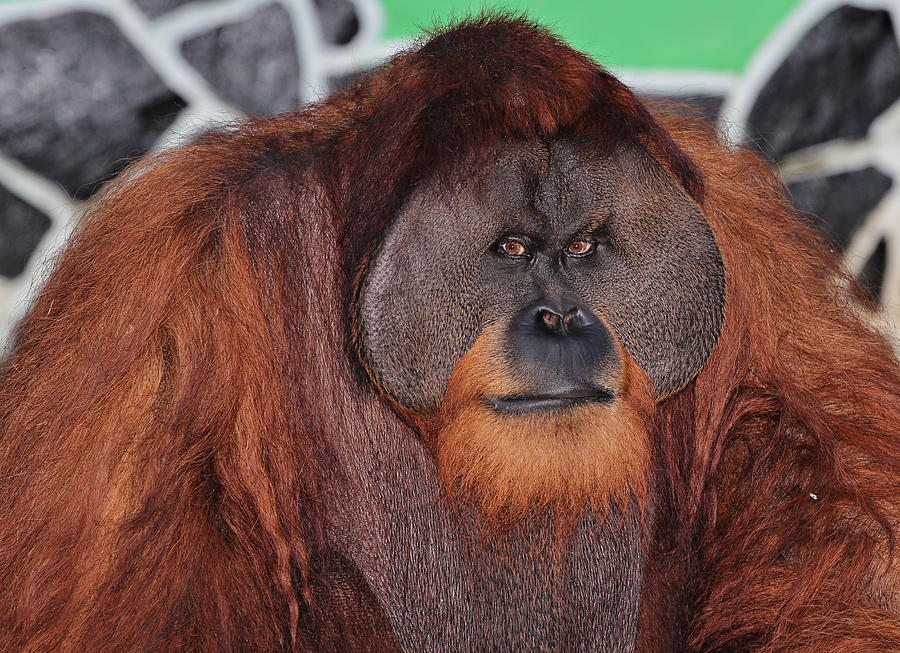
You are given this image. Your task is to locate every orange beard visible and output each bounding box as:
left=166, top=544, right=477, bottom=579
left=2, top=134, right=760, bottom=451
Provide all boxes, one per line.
left=429, top=326, right=653, bottom=530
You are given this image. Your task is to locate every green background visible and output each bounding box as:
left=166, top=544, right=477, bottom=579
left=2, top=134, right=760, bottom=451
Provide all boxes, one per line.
left=0, top=0, right=804, bottom=72
left=382, top=0, right=800, bottom=72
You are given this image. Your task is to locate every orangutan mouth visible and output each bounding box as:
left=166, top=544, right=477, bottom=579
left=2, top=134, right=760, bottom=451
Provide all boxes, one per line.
left=486, top=389, right=615, bottom=414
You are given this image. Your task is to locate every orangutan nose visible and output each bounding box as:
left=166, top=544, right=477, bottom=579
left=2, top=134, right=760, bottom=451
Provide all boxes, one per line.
left=534, top=298, right=591, bottom=336
left=506, top=296, right=619, bottom=395
left=536, top=307, right=579, bottom=335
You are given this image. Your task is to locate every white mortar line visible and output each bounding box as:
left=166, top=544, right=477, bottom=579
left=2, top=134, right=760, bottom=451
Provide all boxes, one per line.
left=148, top=105, right=244, bottom=153
left=869, top=99, right=900, bottom=176
left=779, top=139, right=876, bottom=181
left=104, top=0, right=234, bottom=110
left=0, top=0, right=93, bottom=22
left=0, top=155, right=75, bottom=220
left=317, top=39, right=403, bottom=76
left=349, top=0, right=384, bottom=48
left=0, top=155, right=81, bottom=347
left=152, top=0, right=273, bottom=41
left=845, top=188, right=900, bottom=271
left=881, top=230, right=900, bottom=308
left=283, top=0, right=328, bottom=102
left=613, top=69, right=737, bottom=97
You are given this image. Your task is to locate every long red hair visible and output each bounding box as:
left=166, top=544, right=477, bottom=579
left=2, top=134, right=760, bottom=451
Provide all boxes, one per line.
left=641, top=109, right=900, bottom=651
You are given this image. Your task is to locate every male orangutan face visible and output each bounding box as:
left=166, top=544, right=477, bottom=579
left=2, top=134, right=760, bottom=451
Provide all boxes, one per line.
left=357, top=137, right=725, bottom=521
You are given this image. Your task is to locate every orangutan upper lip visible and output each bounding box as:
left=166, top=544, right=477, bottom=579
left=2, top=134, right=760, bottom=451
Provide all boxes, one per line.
left=485, top=388, right=614, bottom=415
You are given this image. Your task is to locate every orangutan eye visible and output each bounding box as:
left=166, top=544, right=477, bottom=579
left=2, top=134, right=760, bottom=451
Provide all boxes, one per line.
left=497, top=238, right=530, bottom=258
left=566, top=240, right=594, bottom=257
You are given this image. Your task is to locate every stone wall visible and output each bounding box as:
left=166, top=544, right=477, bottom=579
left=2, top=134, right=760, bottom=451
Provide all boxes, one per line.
left=1, top=0, right=898, bottom=347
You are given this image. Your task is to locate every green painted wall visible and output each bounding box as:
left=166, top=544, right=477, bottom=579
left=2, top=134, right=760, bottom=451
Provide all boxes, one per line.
left=0, top=0, right=803, bottom=72
left=381, top=0, right=801, bottom=72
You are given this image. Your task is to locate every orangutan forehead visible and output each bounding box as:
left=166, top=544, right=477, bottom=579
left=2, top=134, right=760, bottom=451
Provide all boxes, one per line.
left=439, top=139, right=659, bottom=234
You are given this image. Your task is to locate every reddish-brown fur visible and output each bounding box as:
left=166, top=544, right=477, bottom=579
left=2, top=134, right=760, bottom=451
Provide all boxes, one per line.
left=431, top=325, right=652, bottom=531
left=0, top=14, right=898, bottom=651
left=638, top=109, right=900, bottom=651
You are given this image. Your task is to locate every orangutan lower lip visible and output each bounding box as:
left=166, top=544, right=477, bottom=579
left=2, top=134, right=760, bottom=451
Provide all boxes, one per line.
left=486, top=389, right=614, bottom=415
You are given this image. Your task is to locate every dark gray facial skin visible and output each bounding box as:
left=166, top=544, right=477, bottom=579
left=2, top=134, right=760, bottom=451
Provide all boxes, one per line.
left=357, top=138, right=726, bottom=413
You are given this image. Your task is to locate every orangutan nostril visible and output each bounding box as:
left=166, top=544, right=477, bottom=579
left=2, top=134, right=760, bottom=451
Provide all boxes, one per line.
left=539, top=310, right=561, bottom=333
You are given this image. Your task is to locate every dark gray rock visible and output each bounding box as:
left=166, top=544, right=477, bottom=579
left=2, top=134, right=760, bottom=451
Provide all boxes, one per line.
left=0, top=12, right=183, bottom=199
left=788, top=167, right=892, bottom=248
left=746, top=6, right=900, bottom=161
left=181, top=3, right=300, bottom=116
left=134, top=0, right=191, bottom=19
left=314, top=0, right=359, bottom=45
left=0, top=188, right=51, bottom=279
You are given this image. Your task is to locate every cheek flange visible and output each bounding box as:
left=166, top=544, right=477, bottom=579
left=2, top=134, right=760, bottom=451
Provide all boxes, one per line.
left=356, top=192, right=486, bottom=413
left=573, top=154, right=726, bottom=400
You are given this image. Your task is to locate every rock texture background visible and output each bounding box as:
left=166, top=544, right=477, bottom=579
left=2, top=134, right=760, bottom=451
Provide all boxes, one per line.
left=0, top=0, right=899, bottom=347
left=734, top=3, right=900, bottom=317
